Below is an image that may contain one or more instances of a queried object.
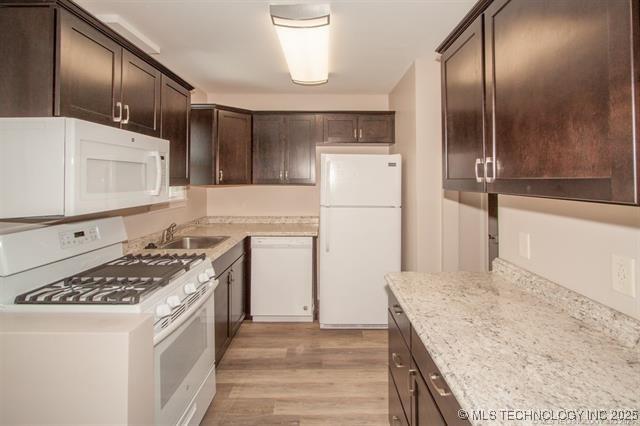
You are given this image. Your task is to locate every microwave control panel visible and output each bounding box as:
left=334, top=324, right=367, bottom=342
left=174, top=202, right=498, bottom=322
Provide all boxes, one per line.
left=59, top=226, right=100, bottom=249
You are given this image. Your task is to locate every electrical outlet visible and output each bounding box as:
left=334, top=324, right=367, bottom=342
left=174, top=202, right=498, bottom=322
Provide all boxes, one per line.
left=518, top=232, right=531, bottom=259
left=611, top=254, right=636, bottom=298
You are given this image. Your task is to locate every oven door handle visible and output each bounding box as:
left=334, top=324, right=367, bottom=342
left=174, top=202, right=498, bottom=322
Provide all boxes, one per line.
left=153, top=280, right=217, bottom=346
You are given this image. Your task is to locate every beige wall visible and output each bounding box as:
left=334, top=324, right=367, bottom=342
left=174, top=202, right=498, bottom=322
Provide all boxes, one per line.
left=121, top=187, right=207, bottom=240
left=204, top=93, right=389, bottom=111
left=389, top=64, right=418, bottom=270
left=205, top=145, right=389, bottom=217
left=499, top=195, right=640, bottom=320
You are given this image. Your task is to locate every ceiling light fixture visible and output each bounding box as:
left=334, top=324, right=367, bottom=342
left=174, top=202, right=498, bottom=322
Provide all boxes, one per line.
left=270, top=4, right=330, bottom=86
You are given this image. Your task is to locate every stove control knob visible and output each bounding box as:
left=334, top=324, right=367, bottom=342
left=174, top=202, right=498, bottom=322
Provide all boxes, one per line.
left=155, top=304, right=171, bottom=318
left=198, top=272, right=209, bottom=284
left=166, top=295, right=181, bottom=308
left=184, top=282, right=197, bottom=295
left=205, top=268, right=215, bottom=279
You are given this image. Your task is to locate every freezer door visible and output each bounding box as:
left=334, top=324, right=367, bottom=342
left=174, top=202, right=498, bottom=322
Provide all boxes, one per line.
left=319, top=206, right=401, bottom=327
left=320, top=154, right=401, bottom=207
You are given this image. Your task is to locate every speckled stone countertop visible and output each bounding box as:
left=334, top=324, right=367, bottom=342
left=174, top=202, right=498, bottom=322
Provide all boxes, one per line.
left=386, top=259, right=640, bottom=424
left=125, top=216, right=318, bottom=262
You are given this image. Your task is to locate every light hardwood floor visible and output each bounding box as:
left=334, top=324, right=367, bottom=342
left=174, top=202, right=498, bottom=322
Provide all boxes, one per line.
left=201, top=322, right=389, bottom=426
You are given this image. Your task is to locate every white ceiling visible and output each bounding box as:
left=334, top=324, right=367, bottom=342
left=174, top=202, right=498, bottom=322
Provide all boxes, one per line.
left=76, top=0, right=475, bottom=94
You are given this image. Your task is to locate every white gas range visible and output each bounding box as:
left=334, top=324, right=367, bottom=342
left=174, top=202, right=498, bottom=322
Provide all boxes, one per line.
left=0, top=217, right=217, bottom=426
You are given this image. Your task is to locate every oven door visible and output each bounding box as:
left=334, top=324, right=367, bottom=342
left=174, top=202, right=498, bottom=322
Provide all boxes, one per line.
left=65, top=118, right=170, bottom=216
left=154, top=289, right=215, bottom=426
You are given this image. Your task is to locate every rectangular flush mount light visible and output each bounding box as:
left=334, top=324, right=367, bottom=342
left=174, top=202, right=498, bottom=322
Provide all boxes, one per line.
left=270, top=4, right=330, bottom=85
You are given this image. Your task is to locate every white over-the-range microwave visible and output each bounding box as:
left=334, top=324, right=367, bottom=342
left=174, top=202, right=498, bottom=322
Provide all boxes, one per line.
left=0, top=118, right=170, bottom=219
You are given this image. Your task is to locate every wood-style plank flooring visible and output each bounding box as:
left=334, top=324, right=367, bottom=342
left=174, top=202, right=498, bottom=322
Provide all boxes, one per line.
left=201, top=322, right=388, bottom=426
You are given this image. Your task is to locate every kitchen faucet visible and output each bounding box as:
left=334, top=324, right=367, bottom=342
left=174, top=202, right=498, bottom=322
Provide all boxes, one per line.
left=160, top=223, right=177, bottom=245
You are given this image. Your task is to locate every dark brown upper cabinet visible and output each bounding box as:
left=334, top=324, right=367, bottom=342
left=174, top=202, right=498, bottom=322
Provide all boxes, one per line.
left=121, top=50, right=161, bottom=137
left=217, top=109, right=252, bottom=184
left=59, top=10, right=122, bottom=128
left=253, top=115, right=286, bottom=184
left=253, top=113, right=319, bottom=185
left=357, top=114, right=394, bottom=143
left=161, top=75, right=190, bottom=186
left=285, top=114, right=320, bottom=184
left=322, top=113, right=394, bottom=144
left=438, top=0, right=640, bottom=205
left=189, top=105, right=216, bottom=186
left=323, top=114, right=359, bottom=143
left=485, top=0, right=637, bottom=204
left=1, top=1, right=193, bottom=185
left=441, top=16, right=485, bottom=193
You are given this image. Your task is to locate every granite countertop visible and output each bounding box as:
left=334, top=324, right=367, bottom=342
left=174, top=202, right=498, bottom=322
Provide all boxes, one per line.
left=385, top=259, right=640, bottom=424
left=125, top=216, right=318, bottom=262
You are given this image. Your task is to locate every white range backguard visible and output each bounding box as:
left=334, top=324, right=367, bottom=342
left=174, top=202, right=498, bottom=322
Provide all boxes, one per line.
left=319, top=153, right=402, bottom=328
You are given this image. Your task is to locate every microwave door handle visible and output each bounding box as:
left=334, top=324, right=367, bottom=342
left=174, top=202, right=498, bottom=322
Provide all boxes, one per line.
left=150, top=151, right=162, bottom=196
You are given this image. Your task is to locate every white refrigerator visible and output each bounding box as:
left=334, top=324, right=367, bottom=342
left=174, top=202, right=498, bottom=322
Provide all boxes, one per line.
left=319, top=153, right=401, bottom=328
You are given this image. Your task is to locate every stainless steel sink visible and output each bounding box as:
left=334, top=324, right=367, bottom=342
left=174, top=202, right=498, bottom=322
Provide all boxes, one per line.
left=161, top=236, right=229, bottom=250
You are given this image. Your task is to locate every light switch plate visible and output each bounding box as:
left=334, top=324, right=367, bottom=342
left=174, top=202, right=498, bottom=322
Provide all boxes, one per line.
left=611, top=254, right=636, bottom=298
left=518, top=232, right=531, bottom=259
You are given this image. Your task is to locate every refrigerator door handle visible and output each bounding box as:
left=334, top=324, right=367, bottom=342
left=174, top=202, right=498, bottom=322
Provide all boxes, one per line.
left=324, top=210, right=330, bottom=253
left=323, top=159, right=331, bottom=205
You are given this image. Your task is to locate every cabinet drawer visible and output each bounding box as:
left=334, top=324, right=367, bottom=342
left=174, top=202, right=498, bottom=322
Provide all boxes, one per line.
left=388, top=290, right=411, bottom=347
left=388, top=310, right=411, bottom=415
left=389, top=370, right=409, bottom=426
left=411, top=328, right=469, bottom=425
left=410, top=359, right=446, bottom=426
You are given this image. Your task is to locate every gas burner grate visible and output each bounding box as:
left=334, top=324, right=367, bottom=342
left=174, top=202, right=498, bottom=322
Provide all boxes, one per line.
left=14, top=253, right=206, bottom=305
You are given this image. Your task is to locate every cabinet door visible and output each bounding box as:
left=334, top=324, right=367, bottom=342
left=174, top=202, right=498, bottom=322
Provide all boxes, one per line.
left=441, top=16, right=485, bottom=192
left=229, top=255, right=246, bottom=337
left=217, top=109, right=252, bottom=184
left=285, top=114, right=319, bottom=184
left=389, top=370, right=409, bottom=426
left=253, top=115, right=286, bottom=184
left=410, top=366, right=446, bottom=426
left=214, top=269, right=230, bottom=364
left=322, top=114, right=358, bottom=143
left=59, top=10, right=122, bottom=127
left=121, top=50, right=161, bottom=137
left=357, top=114, right=394, bottom=143
left=161, top=74, right=190, bottom=186
left=485, top=0, right=638, bottom=204
left=190, top=106, right=216, bottom=185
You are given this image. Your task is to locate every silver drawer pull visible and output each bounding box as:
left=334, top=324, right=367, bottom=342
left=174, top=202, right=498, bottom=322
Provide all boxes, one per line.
left=408, top=369, right=416, bottom=395
left=391, top=415, right=401, bottom=425
left=474, top=158, right=484, bottom=183
left=429, top=373, right=452, bottom=396
left=391, top=352, right=404, bottom=368
left=392, top=304, right=403, bottom=315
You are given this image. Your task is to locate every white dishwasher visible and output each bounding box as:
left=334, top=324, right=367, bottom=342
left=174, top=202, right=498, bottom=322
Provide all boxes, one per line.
left=250, top=236, right=313, bottom=322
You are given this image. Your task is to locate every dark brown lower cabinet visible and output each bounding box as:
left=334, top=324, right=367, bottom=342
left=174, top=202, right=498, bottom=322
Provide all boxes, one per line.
left=212, top=240, right=247, bottom=364
left=389, top=371, right=410, bottom=426
left=214, top=268, right=230, bottom=365
left=410, top=361, right=446, bottom=426
left=388, top=292, right=469, bottom=426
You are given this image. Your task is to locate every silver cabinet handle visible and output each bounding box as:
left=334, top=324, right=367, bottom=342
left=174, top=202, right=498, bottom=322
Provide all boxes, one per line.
left=353, top=128, right=357, bottom=139
left=391, top=415, right=402, bottom=425
left=359, top=128, right=363, bottom=139
left=219, top=169, right=224, bottom=183
left=391, top=352, right=404, bottom=368
left=280, top=170, right=284, bottom=181
left=122, top=104, right=130, bottom=124
left=475, top=158, right=484, bottom=183
left=285, top=170, right=288, bottom=181
left=484, top=156, right=495, bottom=183
left=113, top=101, right=122, bottom=123
left=429, top=373, right=452, bottom=396
left=392, top=304, right=403, bottom=315
left=408, top=369, right=417, bottom=395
